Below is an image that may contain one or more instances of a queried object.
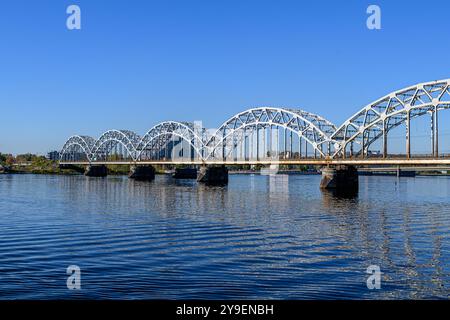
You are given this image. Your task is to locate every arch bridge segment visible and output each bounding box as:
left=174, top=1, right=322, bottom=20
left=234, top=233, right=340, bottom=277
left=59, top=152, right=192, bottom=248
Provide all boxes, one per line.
left=60, top=135, right=96, bottom=162
left=137, top=121, right=206, bottom=160
left=331, top=79, right=450, bottom=158
left=204, top=107, right=338, bottom=160
left=91, top=129, right=142, bottom=161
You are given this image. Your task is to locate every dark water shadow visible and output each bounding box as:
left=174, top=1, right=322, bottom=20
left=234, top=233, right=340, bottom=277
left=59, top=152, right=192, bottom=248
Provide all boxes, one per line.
left=321, top=188, right=359, bottom=209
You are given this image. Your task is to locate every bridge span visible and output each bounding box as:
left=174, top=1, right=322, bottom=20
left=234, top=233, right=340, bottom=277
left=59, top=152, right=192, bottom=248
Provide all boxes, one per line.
left=59, top=79, right=450, bottom=190
left=60, top=158, right=450, bottom=166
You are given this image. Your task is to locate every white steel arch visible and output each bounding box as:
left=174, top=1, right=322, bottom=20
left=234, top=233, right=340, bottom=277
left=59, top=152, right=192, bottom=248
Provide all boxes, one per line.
left=91, top=129, right=141, bottom=161
left=204, top=107, right=337, bottom=160
left=331, top=79, right=450, bottom=158
left=60, top=135, right=96, bottom=161
left=137, top=121, right=206, bottom=160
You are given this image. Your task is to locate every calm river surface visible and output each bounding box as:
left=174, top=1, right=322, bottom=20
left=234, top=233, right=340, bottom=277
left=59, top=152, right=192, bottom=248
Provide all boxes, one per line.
left=0, top=173, right=449, bottom=299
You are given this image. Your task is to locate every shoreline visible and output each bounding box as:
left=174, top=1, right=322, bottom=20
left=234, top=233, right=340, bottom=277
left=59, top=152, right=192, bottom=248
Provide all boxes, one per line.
left=2, top=170, right=450, bottom=177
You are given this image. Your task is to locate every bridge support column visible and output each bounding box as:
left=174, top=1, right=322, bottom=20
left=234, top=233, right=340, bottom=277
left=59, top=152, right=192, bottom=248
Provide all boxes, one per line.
left=85, top=165, right=108, bottom=177
left=383, top=120, right=387, bottom=159
left=435, top=108, right=439, bottom=157
left=361, top=134, right=365, bottom=159
left=197, top=165, right=228, bottom=185
left=396, top=168, right=416, bottom=177
left=173, top=167, right=197, bottom=179
left=406, top=111, right=411, bottom=159
left=129, top=165, right=155, bottom=181
left=430, top=111, right=435, bottom=157
left=320, top=165, right=358, bottom=192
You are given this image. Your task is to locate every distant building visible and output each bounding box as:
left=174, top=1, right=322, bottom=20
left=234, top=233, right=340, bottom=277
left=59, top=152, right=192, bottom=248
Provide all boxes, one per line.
left=47, top=151, right=60, bottom=161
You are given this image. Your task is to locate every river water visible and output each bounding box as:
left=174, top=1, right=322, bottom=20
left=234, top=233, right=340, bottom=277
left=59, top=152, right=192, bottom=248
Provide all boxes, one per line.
left=0, top=173, right=449, bottom=299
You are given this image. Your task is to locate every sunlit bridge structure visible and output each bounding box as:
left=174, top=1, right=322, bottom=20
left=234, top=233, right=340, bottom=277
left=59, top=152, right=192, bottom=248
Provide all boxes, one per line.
left=204, top=107, right=337, bottom=161
left=331, top=79, right=450, bottom=159
left=60, top=108, right=340, bottom=164
left=59, top=79, right=450, bottom=189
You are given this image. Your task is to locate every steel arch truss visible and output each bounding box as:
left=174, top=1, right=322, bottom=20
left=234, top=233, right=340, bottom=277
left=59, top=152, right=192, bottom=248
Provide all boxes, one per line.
left=60, top=135, right=96, bottom=162
left=137, top=121, right=206, bottom=160
left=91, top=130, right=141, bottom=161
left=205, top=107, right=337, bottom=160
left=331, top=79, right=450, bottom=158
left=59, top=79, right=450, bottom=164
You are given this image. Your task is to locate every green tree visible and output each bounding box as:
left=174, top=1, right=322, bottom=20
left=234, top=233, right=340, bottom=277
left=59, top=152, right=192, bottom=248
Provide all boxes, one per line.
left=5, top=155, right=15, bottom=166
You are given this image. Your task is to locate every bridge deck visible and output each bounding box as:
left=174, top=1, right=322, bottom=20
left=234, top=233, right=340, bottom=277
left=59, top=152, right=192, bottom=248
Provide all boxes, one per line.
left=60, top=158, right=450, bottom=166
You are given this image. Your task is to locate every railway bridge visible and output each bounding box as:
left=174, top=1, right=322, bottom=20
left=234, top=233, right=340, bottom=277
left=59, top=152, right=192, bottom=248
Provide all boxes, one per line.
left=59, top=79, right=450, bottom=191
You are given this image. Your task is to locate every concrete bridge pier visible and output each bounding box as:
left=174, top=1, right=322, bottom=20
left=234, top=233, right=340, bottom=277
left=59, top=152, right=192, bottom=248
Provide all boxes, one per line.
left=320, top=165, right=358, bottom=193
left=85, top=165, right=108, bottom=177
left=129, top=165, right=155, bottom=181
left=197, top=165, right=228, bottom=185
left=59, top=164, right=85, bottom=174
left=396, top=168, right=416, bottom=177
left=173, top=167, right=197, bottom=179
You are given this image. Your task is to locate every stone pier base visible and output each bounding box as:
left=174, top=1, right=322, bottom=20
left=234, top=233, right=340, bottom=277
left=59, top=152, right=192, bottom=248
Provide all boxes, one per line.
left=173, top=168, right=197, bottom=179
left=197, top=165, right=228, bottom=185
left=85, top=165, right=108, bottom=177
left=320, top=165, right=358, bottom=192
left=129, top=165, right=155, bottom=181
left=59, top=164, right=85, bottom=174
left=396, top=169, right=416, bottom=177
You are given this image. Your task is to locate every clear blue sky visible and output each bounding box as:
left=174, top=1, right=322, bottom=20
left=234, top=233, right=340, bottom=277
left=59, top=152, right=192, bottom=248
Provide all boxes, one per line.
left=1, top=0, right=450, bottom=154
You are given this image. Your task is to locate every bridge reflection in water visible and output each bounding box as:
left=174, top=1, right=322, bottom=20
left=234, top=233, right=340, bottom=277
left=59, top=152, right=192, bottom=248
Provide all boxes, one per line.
left=36, top=173, right=447, bottom=299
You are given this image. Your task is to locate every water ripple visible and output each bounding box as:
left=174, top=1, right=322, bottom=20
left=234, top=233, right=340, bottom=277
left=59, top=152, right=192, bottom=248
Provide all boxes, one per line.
left=1, top=174, right=450, bottom=299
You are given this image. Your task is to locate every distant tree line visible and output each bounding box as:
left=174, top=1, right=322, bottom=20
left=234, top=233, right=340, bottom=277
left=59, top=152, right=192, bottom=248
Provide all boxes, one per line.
left=0, top=153, right=51, bottom=166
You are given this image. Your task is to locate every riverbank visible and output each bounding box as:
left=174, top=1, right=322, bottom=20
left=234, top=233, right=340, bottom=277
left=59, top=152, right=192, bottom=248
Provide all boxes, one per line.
left=2, top=164, right=81, bottom=175
left=1, top=155, right=83, bottom=175
left=0, top=161, right=168, bottom=176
